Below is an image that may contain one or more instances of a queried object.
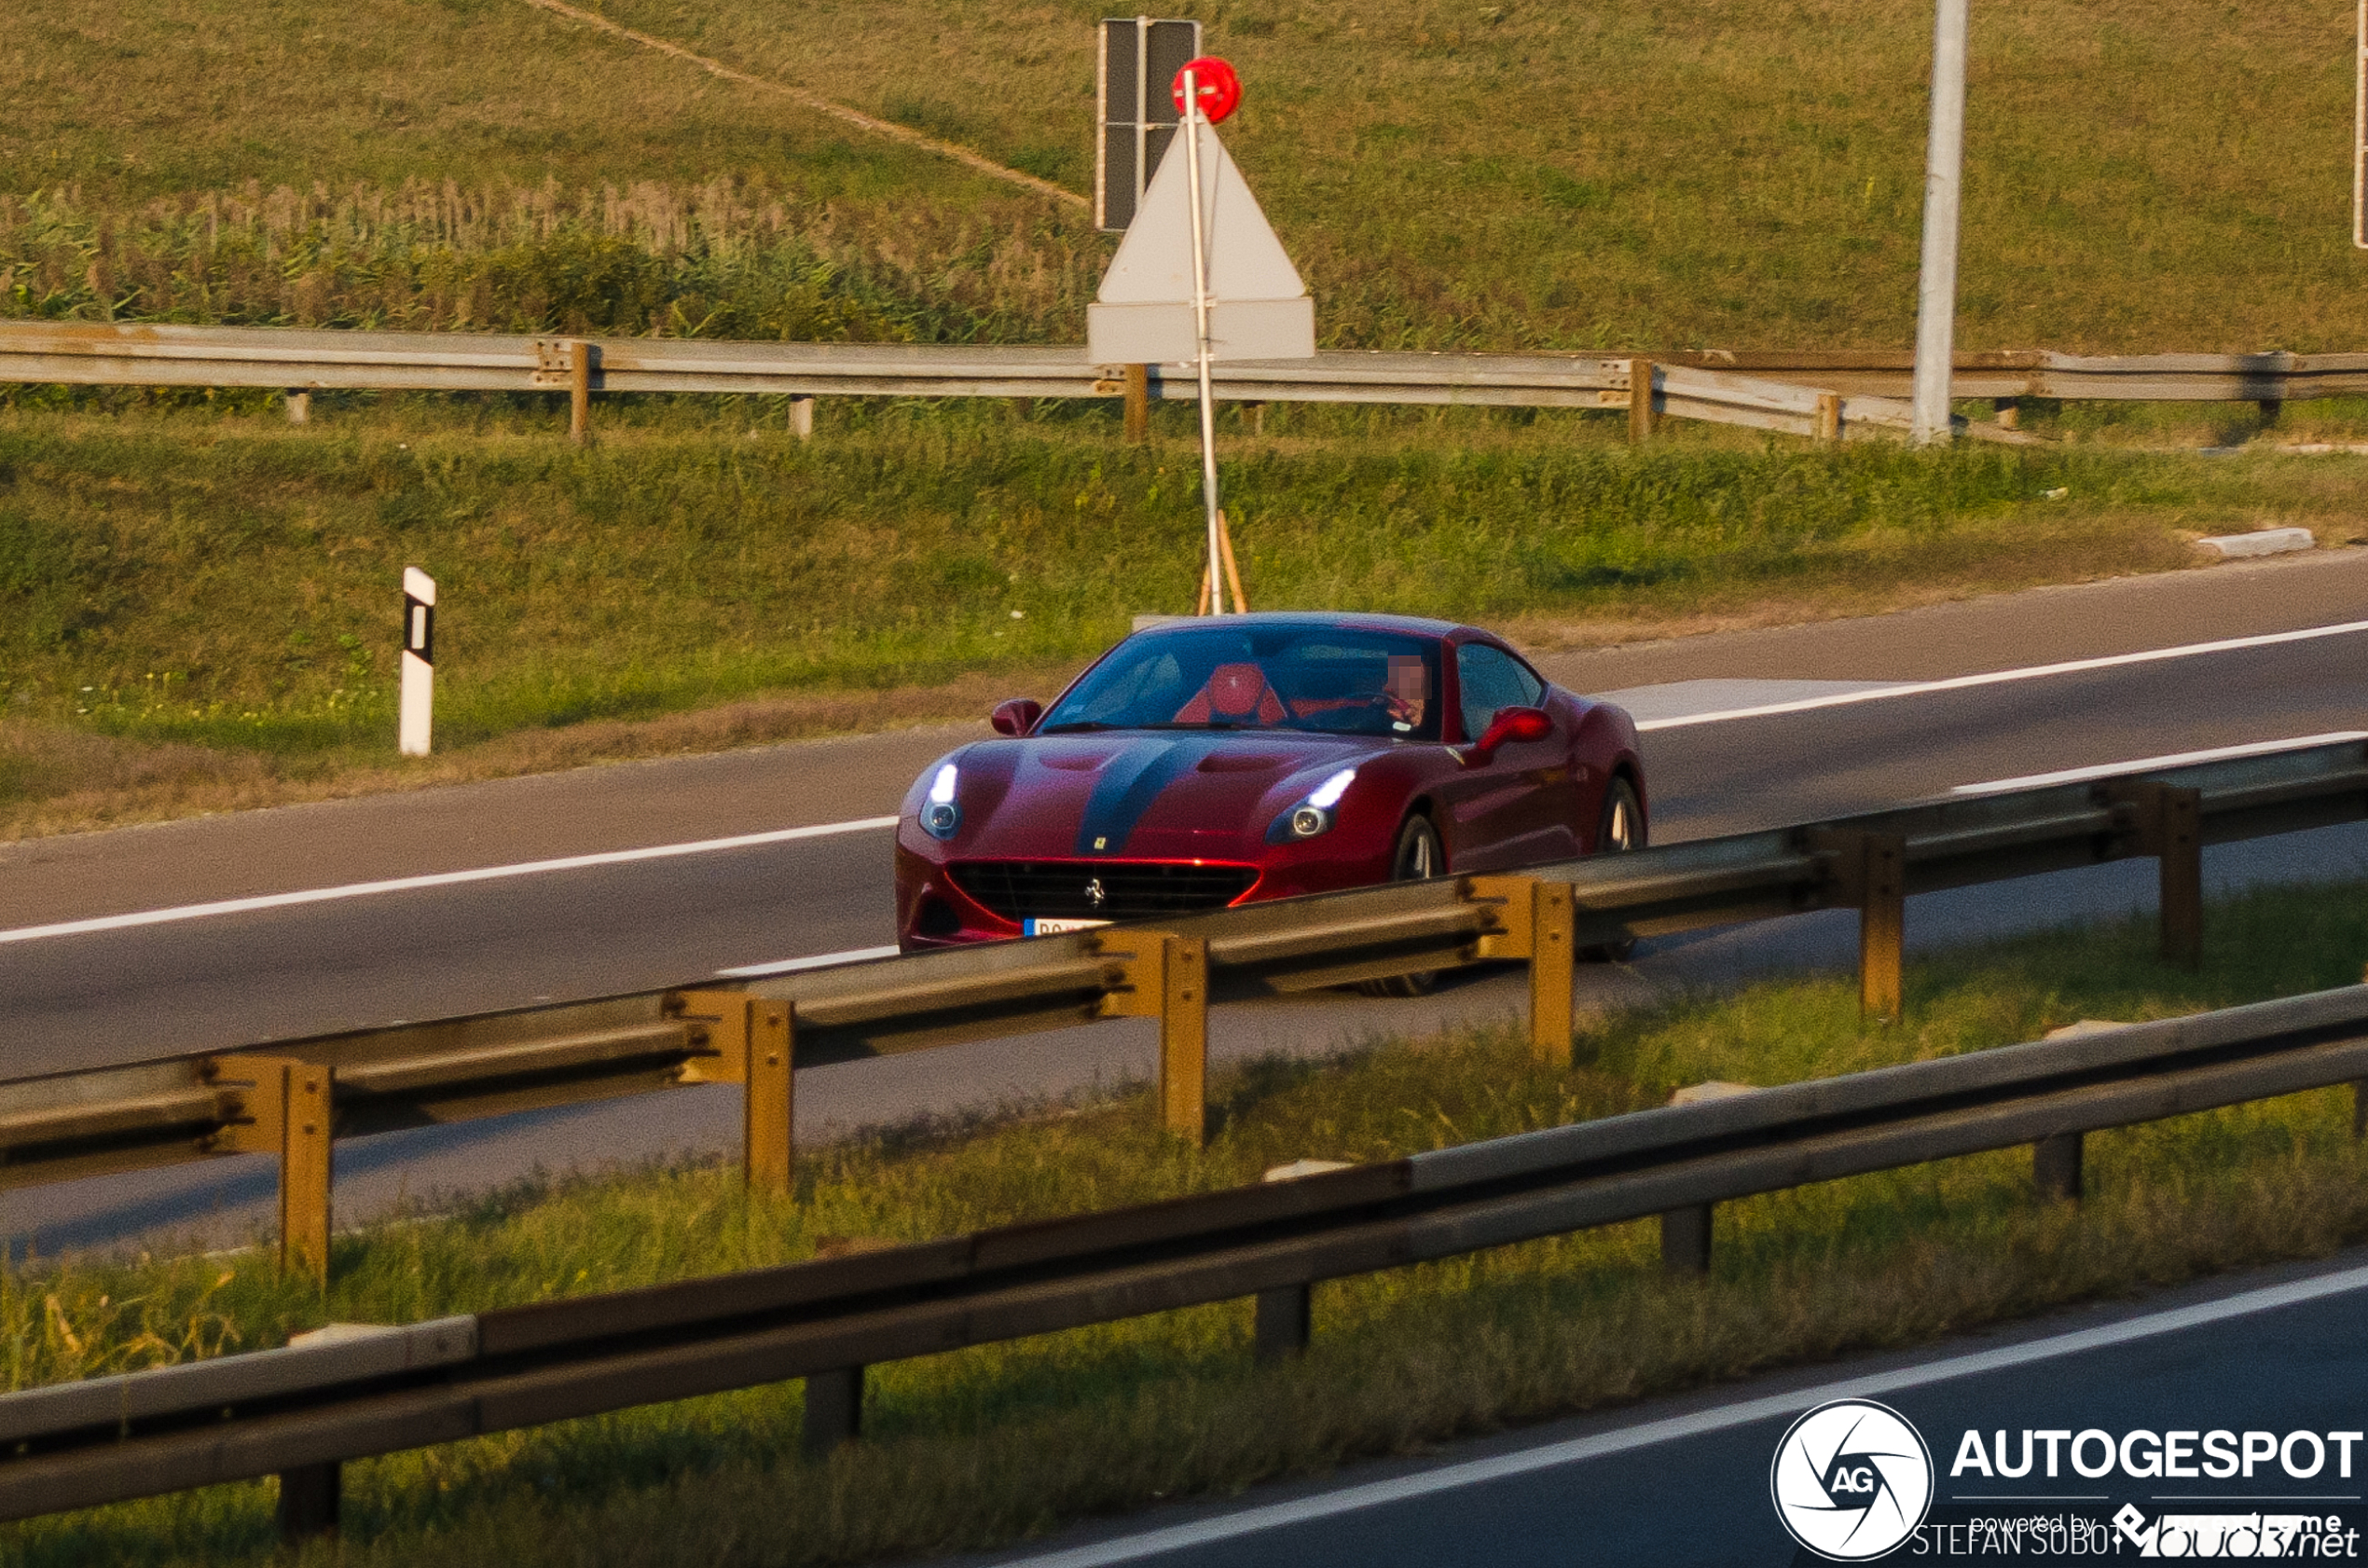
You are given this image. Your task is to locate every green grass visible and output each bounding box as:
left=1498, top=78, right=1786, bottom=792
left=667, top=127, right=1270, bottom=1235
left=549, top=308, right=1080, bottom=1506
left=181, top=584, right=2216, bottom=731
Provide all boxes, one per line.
left=0, top=399, right=2207, bottom=763
left=7, top=876, right=2368, bottom=1567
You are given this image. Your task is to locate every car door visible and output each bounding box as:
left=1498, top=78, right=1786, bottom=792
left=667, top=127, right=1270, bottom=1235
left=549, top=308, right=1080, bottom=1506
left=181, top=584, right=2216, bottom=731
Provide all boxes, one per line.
left=1442, top=641, right=1580, bottom=869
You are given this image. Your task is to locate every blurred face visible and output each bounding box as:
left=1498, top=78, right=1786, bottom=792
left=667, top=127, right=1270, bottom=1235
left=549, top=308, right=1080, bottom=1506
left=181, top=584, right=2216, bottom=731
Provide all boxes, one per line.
left=1384, top=654, right=1428, bottom=725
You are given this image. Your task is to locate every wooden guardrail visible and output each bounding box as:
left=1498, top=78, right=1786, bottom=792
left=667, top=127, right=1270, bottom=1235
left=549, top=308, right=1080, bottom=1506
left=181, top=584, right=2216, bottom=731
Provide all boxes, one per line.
left=6, top=738, right=2363, bottom=1287
left=8, top=980, right=2368, bottom=1544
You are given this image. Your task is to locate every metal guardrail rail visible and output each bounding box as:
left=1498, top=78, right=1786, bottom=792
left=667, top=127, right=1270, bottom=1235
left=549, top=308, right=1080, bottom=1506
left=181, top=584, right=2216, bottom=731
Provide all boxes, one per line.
left=1663, top=348, right=2368, bottom=404
left=6, top=738, right=2364, bottom=1282
left=0, top=320, right=2078, bottom=444
left=7, top=979, right=2368, bottom=1539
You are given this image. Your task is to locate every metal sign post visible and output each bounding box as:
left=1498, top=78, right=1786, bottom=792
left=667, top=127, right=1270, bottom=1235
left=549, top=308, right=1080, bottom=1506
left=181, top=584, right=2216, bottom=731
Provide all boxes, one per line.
left=1087, top=56, right=1313, bottom=615
left=1179, top=67, right=1225, bottom=612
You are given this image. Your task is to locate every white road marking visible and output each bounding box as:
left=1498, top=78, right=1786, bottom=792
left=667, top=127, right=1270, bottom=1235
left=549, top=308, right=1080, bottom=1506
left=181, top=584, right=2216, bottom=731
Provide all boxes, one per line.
left=0, top=817, right=902, bottom=946
left=1950, top=733, right=2368, bottom=795
left=999, top=1262, right=2368, bottom=1568
left=1596, top=679, right=1908, bottom=724
left=715, top=944, right=901, bottom=978
left=1631, top=617, right=2368, bottom=732
left=18, top=618, right=2364, bottom=950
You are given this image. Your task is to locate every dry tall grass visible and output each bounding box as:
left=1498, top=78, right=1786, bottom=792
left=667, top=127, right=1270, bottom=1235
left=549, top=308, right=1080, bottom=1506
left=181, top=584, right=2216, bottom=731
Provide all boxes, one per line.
left=0, top=179, right=1094, bottom=340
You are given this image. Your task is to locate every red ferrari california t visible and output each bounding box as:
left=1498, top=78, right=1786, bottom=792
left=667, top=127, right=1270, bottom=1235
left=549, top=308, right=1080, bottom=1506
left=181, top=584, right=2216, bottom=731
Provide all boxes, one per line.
left=894, top=612, right=1645, bottom=951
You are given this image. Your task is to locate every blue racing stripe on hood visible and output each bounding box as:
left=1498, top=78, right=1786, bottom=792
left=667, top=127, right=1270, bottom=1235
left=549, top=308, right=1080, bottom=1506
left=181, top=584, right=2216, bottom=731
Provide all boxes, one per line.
left=1074, top=738, right=1208, bottom=856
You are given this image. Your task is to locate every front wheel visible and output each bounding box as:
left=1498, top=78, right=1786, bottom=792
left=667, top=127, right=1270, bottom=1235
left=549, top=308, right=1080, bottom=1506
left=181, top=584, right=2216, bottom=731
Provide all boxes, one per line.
left=1358, top=814, right=1444, bottom=997
left=1583, top=777, right=1645, bottom=962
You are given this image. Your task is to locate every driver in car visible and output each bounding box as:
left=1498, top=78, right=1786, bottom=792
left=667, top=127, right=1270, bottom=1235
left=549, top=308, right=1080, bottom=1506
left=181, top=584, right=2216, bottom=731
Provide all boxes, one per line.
left=1381, top=653, right=1428, bottom=732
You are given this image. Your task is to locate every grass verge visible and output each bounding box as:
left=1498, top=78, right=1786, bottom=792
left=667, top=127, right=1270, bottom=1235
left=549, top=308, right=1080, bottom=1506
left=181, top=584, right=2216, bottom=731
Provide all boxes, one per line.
left=7, top=876, right=2368, bottom=1566
left=11, top=393, right=2368, bottom=837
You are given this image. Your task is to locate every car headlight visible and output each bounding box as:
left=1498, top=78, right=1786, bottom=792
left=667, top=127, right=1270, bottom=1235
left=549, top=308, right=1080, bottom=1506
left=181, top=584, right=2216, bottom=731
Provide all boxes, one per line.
left=920, top=763, right=961, bottom=839
left=1270, top=767, right=1356, bottom=843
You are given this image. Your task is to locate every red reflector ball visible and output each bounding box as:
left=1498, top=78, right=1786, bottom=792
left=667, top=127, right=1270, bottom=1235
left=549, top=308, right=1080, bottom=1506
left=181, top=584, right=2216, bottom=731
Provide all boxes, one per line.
left=1172, top=57, right=1242, bottom=124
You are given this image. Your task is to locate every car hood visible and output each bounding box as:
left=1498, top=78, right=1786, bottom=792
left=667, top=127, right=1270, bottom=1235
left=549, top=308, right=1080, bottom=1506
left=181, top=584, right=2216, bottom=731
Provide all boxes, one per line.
left=946, top=731, right=1385, bottom=860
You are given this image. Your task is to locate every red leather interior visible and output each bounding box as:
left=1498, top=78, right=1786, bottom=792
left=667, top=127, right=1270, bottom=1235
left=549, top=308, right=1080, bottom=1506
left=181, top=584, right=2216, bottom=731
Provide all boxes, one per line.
left=1174, top=662, right=1288, bottom=725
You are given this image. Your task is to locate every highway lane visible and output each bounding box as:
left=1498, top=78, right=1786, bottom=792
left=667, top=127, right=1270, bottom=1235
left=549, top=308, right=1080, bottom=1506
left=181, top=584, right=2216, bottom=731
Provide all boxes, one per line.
left=970, top=1251, right=2368, bottom=1568
left=5, top=553, right=2366, bottom=1259
left=9, top=547, right=2367, bottom=933
left=16, top=819, right=2361, bottom=1262
left=4, top=612, right=2362, bottom=1070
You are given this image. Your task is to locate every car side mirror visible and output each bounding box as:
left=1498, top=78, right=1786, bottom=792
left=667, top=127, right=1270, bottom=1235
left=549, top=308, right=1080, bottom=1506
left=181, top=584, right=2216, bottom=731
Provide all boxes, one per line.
left=1472, top=706, right=1551, bottom=755
left=991, top=698, right=1043, bottom=736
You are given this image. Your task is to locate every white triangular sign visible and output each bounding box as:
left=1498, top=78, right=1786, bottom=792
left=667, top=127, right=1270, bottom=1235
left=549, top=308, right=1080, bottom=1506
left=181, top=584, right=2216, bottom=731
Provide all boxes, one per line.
left=1087, top=117, right=1315, bottom=364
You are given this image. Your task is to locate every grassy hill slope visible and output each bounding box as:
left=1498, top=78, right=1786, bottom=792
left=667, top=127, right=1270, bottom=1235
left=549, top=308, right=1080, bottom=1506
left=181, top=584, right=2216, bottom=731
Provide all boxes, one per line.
left=5, top=0, right=2364, bottom=351
left=602, top=0, right=2368, bottom=351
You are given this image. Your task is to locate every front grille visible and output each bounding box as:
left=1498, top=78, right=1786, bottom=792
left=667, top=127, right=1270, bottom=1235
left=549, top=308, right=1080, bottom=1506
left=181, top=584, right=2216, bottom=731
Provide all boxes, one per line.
left=948, top=861, right=1260, bottom=921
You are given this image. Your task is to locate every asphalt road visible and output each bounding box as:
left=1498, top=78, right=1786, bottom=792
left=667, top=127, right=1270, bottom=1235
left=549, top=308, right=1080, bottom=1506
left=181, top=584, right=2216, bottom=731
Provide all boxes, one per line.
left=6, top=549, right=2368, bottom=1255
left=970, top=1250, right=2368, bottom=1568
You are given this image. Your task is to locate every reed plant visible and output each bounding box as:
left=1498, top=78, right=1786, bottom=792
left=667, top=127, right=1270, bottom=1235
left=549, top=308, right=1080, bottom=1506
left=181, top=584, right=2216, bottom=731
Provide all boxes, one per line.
left=0, top=179, right=1092, bottom=342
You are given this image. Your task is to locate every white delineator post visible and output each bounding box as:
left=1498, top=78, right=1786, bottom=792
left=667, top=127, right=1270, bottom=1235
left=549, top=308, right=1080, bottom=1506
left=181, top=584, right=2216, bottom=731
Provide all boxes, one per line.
left=399, top=567, right=435, bottom=757
left=1909, top=0, right=1970, bottom=447
left=1179, top=68, right=1226, bottom=614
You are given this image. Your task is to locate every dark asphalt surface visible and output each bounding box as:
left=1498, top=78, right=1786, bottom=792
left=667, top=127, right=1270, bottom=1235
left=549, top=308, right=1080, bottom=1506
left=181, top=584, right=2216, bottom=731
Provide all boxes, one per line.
left=5, top=614, right=2361, bottom=1069
left=975, top=1254, right=2368, bottom=1568
left=4, top=551, right=2366, bottom=1259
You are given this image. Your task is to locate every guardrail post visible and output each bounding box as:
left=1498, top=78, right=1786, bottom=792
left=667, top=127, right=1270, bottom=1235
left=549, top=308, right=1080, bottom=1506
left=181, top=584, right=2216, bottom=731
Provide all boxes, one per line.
left=277, top=1460, right=340, bottom=1545
left=1628, top=357, right=1655, bottom=444
left=747, top=1001, right=794, bottom=1196
left=1815, top=392, right=1842, bottom=444
left=1467, top=875, right=1576, bottom=1064
left=672, top=991, right=795, bottom=1194
left=1124, top=364, right=1150, bottom=443
left=2104, top=782, right=2204, bottom=970
left=1160, top=938, right=1209, bottom=1142
left=213, top=1055, right=335, bottom=1285
left=1660, top=1204, right=1713, bottom=1275
left=1993, top=397, right=2019, bottom=430
left=569, top=338, right=594, bottom=446
left=1811, top=830, right=1907, bottom=1024
left=2034, top=1132, right=2083, bottom=1202
left=791, top=394, right=816, bottom=441
left=1098, top=933, right=1209, bottom=1143
left=802, top=1366, right=864, bottom=1459
left=1254, top=1284, right=1312, bottom=1361
left=1530, top=882, right=1576, bottom=1066
left=284, top=391, right=310, bottom=425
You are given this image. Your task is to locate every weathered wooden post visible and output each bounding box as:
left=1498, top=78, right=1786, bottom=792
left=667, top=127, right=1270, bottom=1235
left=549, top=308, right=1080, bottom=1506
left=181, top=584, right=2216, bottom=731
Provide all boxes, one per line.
left=1629, top=357, right=1656, bottom=444
left=1124, top=363, right=1150, bottom=443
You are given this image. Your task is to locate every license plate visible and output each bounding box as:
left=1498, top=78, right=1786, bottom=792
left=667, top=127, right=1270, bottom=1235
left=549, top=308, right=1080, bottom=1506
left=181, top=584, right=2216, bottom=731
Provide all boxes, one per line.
left=1025, top=917, right=1111, bottom=936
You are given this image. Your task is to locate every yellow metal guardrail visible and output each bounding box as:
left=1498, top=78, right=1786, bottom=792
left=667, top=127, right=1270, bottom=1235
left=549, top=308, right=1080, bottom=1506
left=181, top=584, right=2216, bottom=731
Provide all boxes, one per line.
left=4, top=737, right=2364, bottom=1283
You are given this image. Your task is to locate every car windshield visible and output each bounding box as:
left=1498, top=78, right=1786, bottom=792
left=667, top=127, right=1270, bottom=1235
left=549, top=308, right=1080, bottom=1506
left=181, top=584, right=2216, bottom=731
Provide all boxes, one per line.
left=1040, top=626, right=1443, bottom=740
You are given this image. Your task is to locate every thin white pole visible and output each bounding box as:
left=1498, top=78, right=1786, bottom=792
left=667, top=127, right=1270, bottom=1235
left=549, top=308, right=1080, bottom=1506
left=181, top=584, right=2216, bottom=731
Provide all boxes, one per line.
left=1180, top=69, right=1225, bottom=613
left=2355, top=0, right=2367, bottom=249
left=1909, top=0, right=1970, bottom=446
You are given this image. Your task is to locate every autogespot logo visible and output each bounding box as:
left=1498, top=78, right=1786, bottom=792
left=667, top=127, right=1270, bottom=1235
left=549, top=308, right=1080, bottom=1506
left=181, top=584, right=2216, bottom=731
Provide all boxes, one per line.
left=1770, top=1399, right=1936, bottom=1561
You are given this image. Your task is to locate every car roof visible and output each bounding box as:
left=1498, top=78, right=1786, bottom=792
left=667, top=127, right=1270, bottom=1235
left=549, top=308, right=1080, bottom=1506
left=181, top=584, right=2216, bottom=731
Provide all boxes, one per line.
left=1125, top=611, right=1470, bottom=640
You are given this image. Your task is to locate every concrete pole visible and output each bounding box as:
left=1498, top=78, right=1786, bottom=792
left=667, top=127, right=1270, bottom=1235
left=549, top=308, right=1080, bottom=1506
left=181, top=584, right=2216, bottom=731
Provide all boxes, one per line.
left=1909, top=0, right=1970, bottom=446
